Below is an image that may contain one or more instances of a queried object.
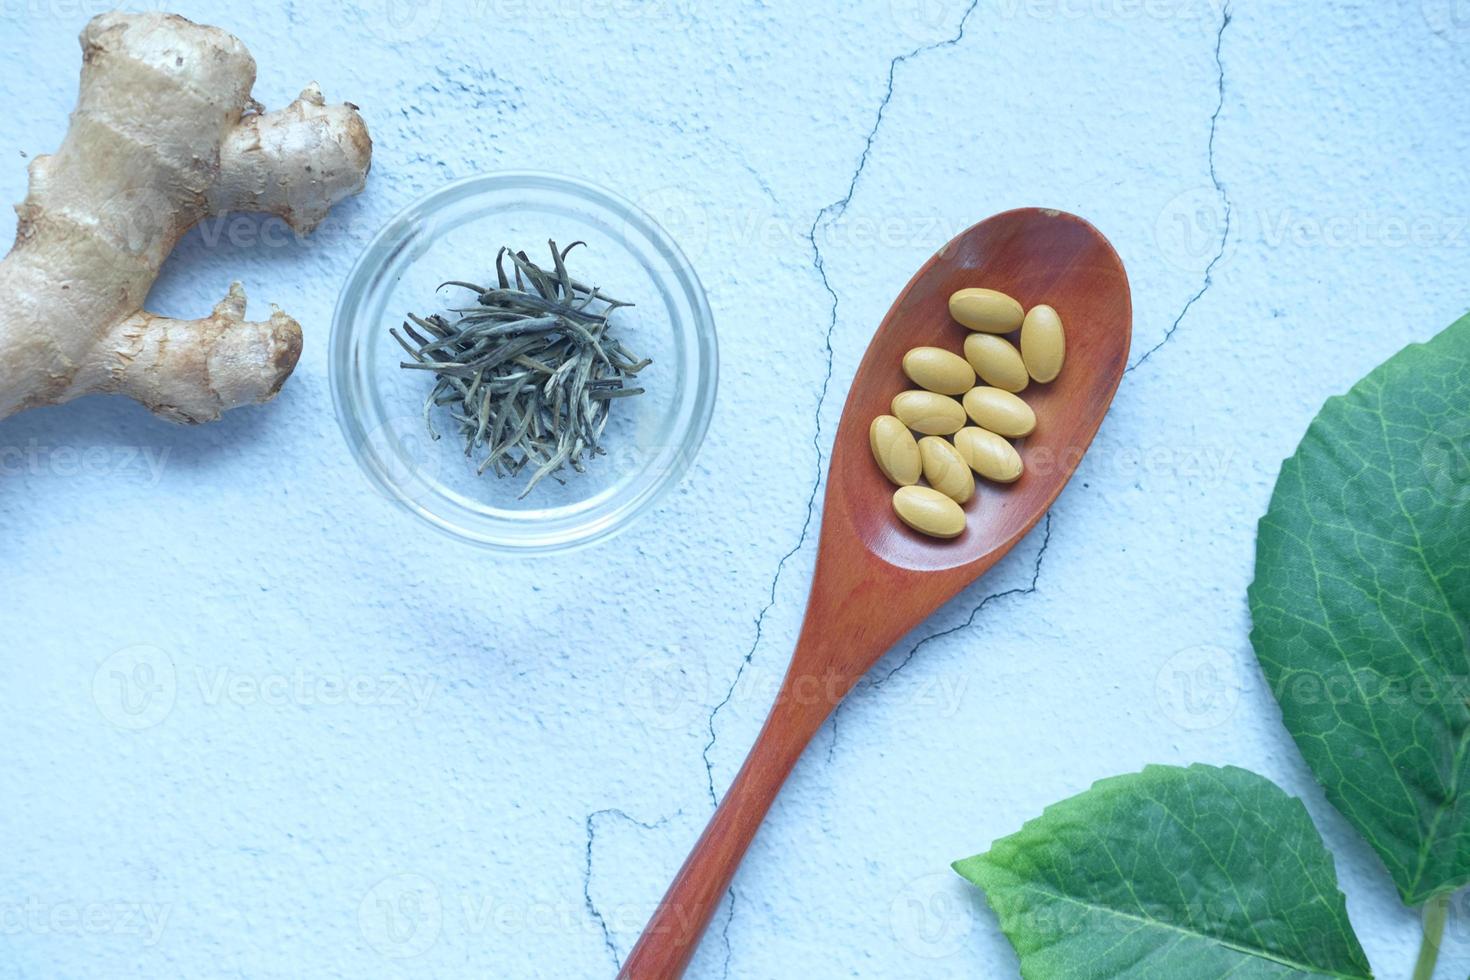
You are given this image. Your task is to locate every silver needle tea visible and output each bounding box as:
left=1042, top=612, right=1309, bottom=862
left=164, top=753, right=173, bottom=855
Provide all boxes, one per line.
left=392, top=241, right=650, bottom=497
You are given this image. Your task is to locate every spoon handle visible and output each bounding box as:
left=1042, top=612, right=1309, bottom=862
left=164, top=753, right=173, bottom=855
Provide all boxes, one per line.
left=617, top=668, right=834, bottom=979
left=619, top=516, right=955, bottom=977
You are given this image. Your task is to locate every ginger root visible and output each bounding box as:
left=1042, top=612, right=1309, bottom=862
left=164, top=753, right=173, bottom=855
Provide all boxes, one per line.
left=0, top=12, right=371, bottom=424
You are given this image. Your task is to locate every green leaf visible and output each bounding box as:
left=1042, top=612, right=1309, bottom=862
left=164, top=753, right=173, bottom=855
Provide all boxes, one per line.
left=1249, top=315, right=1470, bottom=906
left=954, top=764, right=1371, bottom=979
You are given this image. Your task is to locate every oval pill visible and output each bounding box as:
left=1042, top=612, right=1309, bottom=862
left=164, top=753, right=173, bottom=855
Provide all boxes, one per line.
left=902, top=346, right=975, bottom=395
left=949, top=288, right=1024, bottom=334
left=1021, top=304, right=1065, bottom=382
left=892, top=485, right=966, bottom=539
left=891, top=390, right=966, bottom=435
left=962, top=386, right=1036, bottom=438
left=869, top=415, right=921, bottom=486
left=953, top=426, right=1024, bottom=484
left=963, top=334, right=1029, bottom=393
left=918, top=436, right=975, bottom=504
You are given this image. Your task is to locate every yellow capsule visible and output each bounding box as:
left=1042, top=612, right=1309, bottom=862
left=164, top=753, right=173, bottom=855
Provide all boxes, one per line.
left=963, top=334, right=1029, bottom=393
left=902, top=346, right=976, bottom=396
left=918, top=436, right=975, bottom=504
left=891, top=390, right=966, bottom=435
left=953, top=426, right=1024, bottom=484
left=1021, top=304, right=1065, bottom=383
left=949, top=288, right=1024, bottom=333
left=869, top=415, right=921, bottom=487
left=962, top=386, right=1036, bottom=438
left=892, top=485, right=966, bottom=539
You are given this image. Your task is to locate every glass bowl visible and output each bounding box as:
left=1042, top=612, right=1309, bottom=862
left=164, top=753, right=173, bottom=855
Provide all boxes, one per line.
left=330, top=172, right=718, bottom=553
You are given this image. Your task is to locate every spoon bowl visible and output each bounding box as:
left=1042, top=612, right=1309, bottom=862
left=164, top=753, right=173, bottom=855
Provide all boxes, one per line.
left=839, top=207, right=1130, bottom=571
left=620, top=208, right=1131, bottom=978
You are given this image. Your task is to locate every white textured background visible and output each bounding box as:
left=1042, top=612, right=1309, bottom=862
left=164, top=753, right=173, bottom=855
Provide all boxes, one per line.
left=3, top=1, right=1470, bottom=977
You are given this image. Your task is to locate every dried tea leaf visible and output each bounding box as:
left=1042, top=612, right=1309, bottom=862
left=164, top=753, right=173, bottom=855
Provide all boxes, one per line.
left=393, top=241, right=649, bottom=497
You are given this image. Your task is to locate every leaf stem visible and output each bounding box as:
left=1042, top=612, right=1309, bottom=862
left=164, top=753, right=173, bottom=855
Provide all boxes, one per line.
left=1410, top=892, right=1449, bottom=980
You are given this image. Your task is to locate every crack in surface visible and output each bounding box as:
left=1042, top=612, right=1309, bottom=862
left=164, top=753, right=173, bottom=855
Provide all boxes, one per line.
left=1128, top=5, right=1234, bottom=372
left=585, top=4, right=1219, bottom=975
left=699, top=0, right=983, bottom=809
left=718, top=887, right=738, bottom=980
left=594, top=6, right=986, bottom=973
left=827, top=513, right=1054, bottom=757
left=583, top=808, right=673, bottom=970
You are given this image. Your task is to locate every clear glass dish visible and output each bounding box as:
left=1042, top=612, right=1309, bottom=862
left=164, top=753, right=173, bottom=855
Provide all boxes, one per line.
left=330, top=172, right=717, bottom=553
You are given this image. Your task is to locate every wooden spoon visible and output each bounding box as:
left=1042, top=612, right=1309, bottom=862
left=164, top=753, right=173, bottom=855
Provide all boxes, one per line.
left=618, top=208, right=1132, bottom=978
